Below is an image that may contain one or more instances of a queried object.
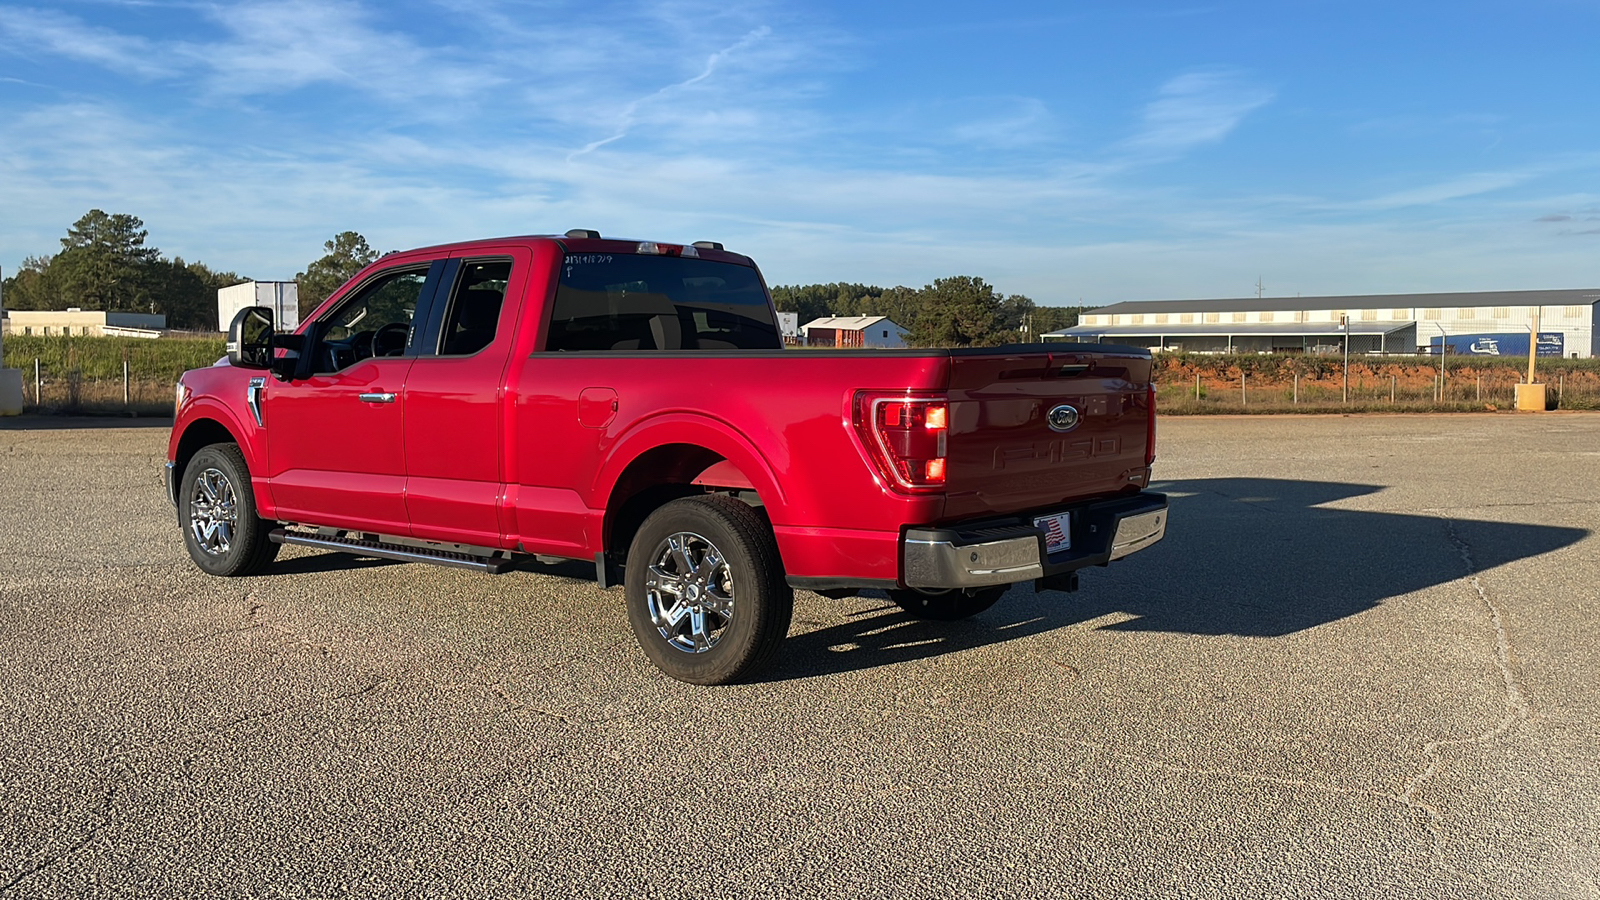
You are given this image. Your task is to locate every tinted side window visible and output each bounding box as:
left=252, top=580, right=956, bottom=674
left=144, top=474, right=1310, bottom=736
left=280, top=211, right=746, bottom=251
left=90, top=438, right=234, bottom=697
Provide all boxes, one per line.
left=546, top=255, right=780, bottom=351
left=312, top=267, right=430, bottom=373
left=438, top=259, right=512, bottom=356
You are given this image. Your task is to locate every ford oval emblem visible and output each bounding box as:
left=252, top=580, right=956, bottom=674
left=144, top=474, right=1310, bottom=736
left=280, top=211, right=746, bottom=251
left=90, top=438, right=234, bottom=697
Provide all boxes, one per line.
left=1047, top=404, right=1081, bottom=432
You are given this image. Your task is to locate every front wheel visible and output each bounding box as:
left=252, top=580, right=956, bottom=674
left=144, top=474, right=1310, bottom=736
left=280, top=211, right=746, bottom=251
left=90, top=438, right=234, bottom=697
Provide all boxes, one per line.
left=180, top=443, right=279, bottom=577
left=624, top=495, right=793, bottom=685
left=888, top=586, right=1006, bottom=621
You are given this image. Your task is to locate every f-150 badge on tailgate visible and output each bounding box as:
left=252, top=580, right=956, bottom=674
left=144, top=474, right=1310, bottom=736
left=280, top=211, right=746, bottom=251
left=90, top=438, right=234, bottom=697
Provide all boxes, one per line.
left=1046, top=404, right=1081, bottom=432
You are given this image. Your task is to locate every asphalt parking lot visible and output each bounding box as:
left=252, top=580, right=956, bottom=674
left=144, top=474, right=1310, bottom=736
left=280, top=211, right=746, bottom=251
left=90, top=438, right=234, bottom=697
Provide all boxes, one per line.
left=1, top=413, right=1597, bottom=899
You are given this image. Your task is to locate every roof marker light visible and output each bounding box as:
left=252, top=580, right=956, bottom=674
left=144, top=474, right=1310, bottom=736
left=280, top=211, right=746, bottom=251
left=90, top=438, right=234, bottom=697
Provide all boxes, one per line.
left=636, top=242, right=697, bottom=257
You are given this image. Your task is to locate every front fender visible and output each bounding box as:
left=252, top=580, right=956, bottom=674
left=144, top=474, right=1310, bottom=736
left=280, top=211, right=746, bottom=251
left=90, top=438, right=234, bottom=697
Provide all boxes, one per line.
left=172, top=392, right=275, bottom=517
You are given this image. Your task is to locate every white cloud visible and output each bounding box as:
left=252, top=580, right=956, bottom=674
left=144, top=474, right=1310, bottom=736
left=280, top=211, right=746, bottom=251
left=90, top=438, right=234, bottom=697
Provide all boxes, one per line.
left=186, top=0, right=502, bottom=100
left=3, top=3, right=1598, bottom=306
left=1125, top=69, right=1274, bottom=156
left=0, top=6, right=173, bottom=77
left=1354, top=171, right=1535, bottom=210
left=569, top=25, right=774, bottom=159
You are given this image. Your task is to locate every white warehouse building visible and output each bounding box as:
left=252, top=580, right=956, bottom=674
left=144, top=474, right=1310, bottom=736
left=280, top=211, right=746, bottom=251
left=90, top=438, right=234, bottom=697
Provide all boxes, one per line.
left=1049, top=288, right=1600, bottom=358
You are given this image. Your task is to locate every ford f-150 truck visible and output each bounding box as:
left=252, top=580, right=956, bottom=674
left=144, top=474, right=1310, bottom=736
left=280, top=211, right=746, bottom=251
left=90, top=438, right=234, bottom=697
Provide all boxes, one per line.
left=167, top=231, right=1167, bottom=683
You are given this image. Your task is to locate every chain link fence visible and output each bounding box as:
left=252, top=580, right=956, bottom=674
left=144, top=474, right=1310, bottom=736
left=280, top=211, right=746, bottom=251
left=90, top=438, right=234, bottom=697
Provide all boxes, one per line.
left=7, top=338, right=1600, bottom=416
left=6, top=335, right=224, bottom=416
left=1156, top=354, right=1600, bottom=413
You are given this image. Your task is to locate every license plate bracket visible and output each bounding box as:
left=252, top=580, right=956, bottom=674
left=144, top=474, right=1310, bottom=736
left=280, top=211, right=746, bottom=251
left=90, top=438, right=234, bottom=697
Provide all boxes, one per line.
left=1033, top=511, right=1072, bottom=555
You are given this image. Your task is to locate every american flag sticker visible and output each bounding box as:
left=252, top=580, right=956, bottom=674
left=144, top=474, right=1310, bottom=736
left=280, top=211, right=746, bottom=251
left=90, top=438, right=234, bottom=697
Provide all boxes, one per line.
left=1034, top=512, right=1072, bottom=554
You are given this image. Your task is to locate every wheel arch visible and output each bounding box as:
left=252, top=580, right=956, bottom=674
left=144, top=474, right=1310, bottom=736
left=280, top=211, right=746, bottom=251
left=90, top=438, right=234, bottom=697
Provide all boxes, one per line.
left=174, top=416, right=245, bottom=485
left=598, top=427, right=784, bottom=567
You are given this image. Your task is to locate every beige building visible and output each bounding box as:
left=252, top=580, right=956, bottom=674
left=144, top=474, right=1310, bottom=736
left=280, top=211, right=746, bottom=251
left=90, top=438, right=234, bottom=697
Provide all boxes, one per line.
left=1, top=309, right=166, bottom=338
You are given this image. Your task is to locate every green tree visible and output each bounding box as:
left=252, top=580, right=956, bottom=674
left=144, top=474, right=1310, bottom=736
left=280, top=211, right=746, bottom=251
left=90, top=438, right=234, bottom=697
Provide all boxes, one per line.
left=146, top=258, right=249, bottom=330
left=910, top=275, right=1004, bottom=347
left=296, top=231, right=378, bottom=318
left=51, top=210, right=162, bottom=313
left=770, top=282, right=886, bottom=326
left=1, top=256, right=61, bottom=311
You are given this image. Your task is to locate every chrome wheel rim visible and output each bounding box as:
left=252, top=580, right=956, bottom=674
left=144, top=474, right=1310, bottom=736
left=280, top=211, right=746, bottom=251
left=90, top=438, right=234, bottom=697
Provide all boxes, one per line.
left=645, top=531, right=735, bottom=654
left=188, top=466, right=239, bottom=556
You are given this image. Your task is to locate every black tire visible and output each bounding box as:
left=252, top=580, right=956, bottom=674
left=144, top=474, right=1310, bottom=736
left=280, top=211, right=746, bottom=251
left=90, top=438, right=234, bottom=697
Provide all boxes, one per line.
left=624, top=495, right=793, bottom=685
left=888, top=586, right=1006, bottom=621
left=180, top=443, right=280, bottom=577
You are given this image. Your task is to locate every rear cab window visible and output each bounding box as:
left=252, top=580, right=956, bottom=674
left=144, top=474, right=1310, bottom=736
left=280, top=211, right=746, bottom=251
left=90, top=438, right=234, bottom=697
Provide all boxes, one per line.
left=546, top=253, right=781, bottom=351
left=437, top=259, right=512, bottom=356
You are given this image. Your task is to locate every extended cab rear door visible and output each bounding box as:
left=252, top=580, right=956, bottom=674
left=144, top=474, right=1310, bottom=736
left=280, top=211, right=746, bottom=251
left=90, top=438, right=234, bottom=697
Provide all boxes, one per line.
left=400, top=243, right=540, bottom=548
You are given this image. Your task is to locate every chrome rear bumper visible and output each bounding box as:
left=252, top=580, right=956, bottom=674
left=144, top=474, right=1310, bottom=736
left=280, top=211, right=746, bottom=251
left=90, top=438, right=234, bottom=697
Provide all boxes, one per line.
left=903, top=492, right=1168, bottom=590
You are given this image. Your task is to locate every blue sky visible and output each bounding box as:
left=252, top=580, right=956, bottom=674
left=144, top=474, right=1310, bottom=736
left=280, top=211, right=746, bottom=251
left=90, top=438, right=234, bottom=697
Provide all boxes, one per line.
left=1, top=0, right=1596, bottom=305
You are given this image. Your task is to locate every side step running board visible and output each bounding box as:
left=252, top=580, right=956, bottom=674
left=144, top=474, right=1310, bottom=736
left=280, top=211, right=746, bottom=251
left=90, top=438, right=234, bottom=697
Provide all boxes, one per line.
left=269, top=528, right=520, bottom=575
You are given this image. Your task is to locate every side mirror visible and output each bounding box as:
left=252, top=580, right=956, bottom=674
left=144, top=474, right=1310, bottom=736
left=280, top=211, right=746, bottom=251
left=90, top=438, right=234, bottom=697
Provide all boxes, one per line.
left=226, top=306, right=275, bottom=369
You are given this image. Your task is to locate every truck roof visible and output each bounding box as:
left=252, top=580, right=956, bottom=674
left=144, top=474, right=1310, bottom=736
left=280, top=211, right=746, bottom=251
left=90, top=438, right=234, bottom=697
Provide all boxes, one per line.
left=391, top=233, right=755, bottom=266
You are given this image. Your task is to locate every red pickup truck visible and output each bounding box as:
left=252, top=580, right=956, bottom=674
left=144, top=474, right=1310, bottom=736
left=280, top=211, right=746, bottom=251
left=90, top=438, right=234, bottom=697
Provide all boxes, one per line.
left=167, top=231, right=1166, bottom=683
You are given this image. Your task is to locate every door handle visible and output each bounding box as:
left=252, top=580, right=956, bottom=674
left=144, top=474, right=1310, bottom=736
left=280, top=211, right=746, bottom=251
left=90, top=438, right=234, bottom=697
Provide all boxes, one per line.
left=359, top=392, right=397, bottom=404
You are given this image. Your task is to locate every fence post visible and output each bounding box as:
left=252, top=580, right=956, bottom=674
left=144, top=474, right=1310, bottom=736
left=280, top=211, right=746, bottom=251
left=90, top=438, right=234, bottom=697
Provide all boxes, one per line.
left=1194, top=374, right=1200, bottom=401
left=1476, top=375, right=1481, bottom=402
left=1391, top=375, right=1395, bottom=403
left=123, top=358, right=130, bottom=408
left=1241, top=372, right=1246, bottom=406
left=1293, top=372, right=1299, bottom=405
left=1559, top=372, right=1564, bottom=403
left=34, top=358, right=40, bottom=406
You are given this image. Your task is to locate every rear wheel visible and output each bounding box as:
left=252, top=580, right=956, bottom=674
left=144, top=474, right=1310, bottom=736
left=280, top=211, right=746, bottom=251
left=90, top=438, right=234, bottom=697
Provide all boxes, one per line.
left=624, top=495, right=792, bottom=685
left=888, top=586, right=1006, bottom=621
left=180, top=443, right=279, bottom=577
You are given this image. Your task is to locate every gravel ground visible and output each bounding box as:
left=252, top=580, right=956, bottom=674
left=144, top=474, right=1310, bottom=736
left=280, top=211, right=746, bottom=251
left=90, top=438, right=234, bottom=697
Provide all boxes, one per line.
left=0, top=413, right=1596, bottom=899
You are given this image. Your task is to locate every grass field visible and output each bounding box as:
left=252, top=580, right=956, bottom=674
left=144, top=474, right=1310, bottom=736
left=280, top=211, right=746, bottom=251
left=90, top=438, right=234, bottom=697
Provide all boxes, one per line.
left=6, top=336, right=1597, bottom=414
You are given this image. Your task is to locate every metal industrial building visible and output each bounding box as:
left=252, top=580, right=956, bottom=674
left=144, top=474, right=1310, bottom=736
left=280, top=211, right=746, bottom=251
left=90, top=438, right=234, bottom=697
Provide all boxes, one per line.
left=1048, top=288, right=1600, bottom=358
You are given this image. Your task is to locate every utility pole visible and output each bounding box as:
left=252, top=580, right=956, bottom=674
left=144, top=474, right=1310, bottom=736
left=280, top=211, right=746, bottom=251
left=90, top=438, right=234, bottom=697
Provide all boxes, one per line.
left=1256, top=277, right=1264, bottom=299
left=1527, top=306, right=1541, bottom=385
left=1434, top=323, right=1447, bottom=402
left=1341, top=314, right=1350, bottom=403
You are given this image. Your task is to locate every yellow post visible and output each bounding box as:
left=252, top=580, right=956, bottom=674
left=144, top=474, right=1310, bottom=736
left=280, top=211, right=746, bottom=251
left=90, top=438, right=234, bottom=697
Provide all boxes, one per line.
left=1515, top=307, right=1547, bottom=411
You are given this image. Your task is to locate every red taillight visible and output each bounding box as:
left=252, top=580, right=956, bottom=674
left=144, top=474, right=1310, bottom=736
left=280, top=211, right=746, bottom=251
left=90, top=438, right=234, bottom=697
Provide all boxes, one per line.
left=1146, top=383, right=1158, bottom=467
left=854, top=392, right=949, bottom=492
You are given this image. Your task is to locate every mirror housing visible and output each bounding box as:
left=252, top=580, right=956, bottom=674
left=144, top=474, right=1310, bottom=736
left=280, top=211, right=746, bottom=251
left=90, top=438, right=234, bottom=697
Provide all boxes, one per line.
left=226, top=306, right=275, bottom=369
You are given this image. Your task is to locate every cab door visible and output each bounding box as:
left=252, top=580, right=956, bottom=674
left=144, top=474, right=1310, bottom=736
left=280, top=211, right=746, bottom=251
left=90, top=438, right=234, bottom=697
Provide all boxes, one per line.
left=400, top=250, right=531, bottom=547
left=265, top=261, right=442, bottom=534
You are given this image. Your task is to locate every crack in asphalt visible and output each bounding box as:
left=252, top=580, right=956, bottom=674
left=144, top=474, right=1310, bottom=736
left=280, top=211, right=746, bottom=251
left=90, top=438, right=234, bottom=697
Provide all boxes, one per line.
left=176, top=593, right=335, bottom=657
left=1027, top=732, right=1397, bottom=804
left=1395, top=516, right=1533, bottom=873
left=87, top=679, right=395, bottom=768
left=0, top=781, right=119, bottom=895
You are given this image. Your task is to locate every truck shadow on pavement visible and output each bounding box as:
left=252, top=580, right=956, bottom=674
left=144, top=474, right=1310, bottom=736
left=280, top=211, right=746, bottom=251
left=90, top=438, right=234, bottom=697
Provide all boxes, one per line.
left=762, top=477, right=1590, bottom=682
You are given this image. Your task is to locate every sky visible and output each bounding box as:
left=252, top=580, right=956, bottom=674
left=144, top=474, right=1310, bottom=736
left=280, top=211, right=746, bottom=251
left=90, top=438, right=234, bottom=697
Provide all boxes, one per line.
left=1, top=0, right=1597, bottom=306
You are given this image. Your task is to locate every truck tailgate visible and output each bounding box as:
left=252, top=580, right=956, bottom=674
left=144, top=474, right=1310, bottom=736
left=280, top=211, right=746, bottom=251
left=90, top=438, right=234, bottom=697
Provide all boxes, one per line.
left=942, top=347, right=1154, bottom=521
